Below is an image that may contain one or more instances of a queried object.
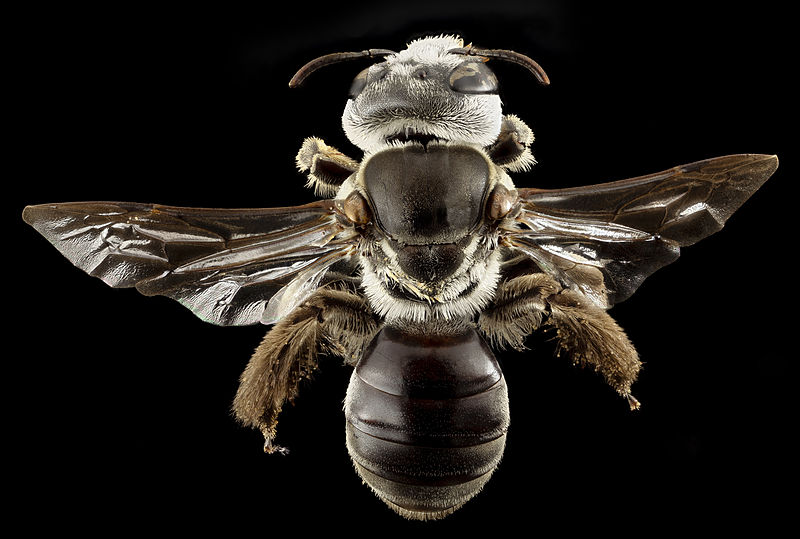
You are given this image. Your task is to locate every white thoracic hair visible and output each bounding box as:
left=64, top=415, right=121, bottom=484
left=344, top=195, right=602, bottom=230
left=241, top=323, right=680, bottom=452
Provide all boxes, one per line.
left=341, top=35, right=504, bottom=154
left=337, top=141, right=517, bottom=323
left=359, top=236, right=503, bottom=324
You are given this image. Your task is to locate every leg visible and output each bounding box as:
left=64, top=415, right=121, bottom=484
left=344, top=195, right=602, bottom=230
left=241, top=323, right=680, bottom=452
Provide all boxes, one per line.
left=485, top=114, right=536, bottom=172
left=478, top=271, right=641, bottom=409
left=478, top=271, right=560, bottom=351
left=232, top=286, right=378, bottom=453
left=547, top=289, right=641, bottom=410
left=296, top=137, right=360, bottom=197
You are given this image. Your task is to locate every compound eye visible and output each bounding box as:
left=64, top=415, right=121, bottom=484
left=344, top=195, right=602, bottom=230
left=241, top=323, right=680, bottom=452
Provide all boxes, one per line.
left=449, top=61, right=499, bottom=94
left=348, top=67, right=370, bottom=99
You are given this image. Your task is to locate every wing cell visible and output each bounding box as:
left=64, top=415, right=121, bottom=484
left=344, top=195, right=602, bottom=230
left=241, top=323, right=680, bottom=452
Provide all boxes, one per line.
left=23, top=200, right=356, bottom=326
left=508, top=154, right=777, bottom=308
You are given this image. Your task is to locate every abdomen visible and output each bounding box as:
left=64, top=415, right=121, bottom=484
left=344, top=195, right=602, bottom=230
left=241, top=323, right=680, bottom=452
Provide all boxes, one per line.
left=344, top=324, right=509, bottom=520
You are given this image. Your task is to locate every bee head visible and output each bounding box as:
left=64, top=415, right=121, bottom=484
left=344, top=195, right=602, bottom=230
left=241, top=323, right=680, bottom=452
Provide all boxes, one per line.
left=290, top=35, right=549, bottom=153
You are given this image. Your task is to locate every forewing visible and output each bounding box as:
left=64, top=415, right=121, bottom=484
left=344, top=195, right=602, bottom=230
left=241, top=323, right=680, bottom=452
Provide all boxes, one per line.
left=23, top=200, right=357, bottom=325
left=508, top=154, right=777, bottom=308
left=518, top=154, right=777, bottom=245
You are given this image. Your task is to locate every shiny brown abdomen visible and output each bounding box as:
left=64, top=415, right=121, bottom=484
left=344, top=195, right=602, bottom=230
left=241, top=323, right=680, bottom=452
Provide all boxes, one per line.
left=344, top=325, right=509, bottom=520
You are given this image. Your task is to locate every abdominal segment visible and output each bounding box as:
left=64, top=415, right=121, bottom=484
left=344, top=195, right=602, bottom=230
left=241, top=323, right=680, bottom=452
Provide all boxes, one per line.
left=344, top=324, right=509, bottom=520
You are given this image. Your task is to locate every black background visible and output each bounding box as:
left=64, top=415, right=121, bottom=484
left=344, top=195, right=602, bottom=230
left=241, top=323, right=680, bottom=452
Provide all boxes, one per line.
left=9, top=1, right=794, bottom=533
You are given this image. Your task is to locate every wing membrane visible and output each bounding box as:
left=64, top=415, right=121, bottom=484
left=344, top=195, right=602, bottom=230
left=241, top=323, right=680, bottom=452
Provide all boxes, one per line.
left=518, top=154, right=777, bottom=245
left=508, top=154, right=777, bottom=308
left=506, top=211, right=680, bottom=307
left=23, top=200, right=357, bottom=325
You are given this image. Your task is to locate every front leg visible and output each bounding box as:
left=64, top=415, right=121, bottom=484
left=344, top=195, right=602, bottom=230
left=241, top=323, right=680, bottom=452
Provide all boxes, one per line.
left=232, top=286, right=379, bottom=453
left=296, top=137, right=360, bottom=197
left=485, top=114, right=536, bottom=172
left=478, top=271, right=641, bottom=409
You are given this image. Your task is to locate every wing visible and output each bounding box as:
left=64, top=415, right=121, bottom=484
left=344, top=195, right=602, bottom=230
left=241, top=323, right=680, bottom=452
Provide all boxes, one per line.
left=23, top=200, right=358, bottom=326
left=506, top=154, right=778, bottom=308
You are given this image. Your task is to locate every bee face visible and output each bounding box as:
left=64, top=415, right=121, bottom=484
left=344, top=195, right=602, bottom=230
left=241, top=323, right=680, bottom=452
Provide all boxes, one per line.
left=342, top=36, right=503, bottom=153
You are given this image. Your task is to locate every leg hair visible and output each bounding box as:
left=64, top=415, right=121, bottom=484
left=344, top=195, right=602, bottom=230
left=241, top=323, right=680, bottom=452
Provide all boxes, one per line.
left=486, top=114, right=536, bottom=172
left=295, top=137, right=359, bottom=197
left=479, top=271, right=641, bottom=408
left=232, top=287, right=377, bottom=452
left=546, top=289, right=641, bottom=408
left=478, top=272, right=560, bottom=350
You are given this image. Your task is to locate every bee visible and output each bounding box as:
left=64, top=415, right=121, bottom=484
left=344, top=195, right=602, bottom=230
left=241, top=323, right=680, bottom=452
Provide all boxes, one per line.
left=22, top=35, right=777, bottom=520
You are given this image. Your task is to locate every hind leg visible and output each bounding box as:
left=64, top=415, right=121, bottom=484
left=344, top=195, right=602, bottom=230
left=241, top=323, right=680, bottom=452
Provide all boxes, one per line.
left=233, top=286, right=378, bottom=453
left=478, top=271, right=642, bottom=409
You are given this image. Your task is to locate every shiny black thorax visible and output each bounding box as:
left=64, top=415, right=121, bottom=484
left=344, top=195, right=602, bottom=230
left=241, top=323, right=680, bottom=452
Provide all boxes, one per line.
left=361, top=143, right=491, bottom=283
